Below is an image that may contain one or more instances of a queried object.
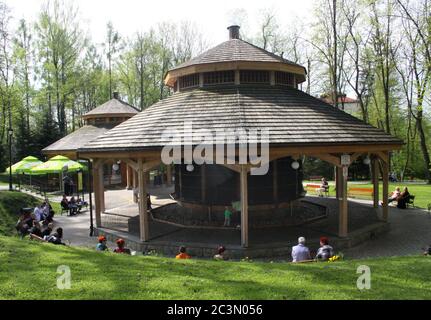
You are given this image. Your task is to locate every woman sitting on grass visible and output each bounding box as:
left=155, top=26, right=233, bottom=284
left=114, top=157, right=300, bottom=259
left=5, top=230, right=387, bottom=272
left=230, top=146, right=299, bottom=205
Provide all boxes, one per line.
left=96, top=236, right=109, bottom=251
left=28, top=220, right=43, bottom=238
left=46, top=228, right=66, bottom=246
left=423, top=245, right=431, bottom=256
left=214, top=246, right=228, bottom=261
left=113, top=239, right=131, bottom=255
left=176, top=246, right=191, bottom=259
left=41, top=223, right=54, bottom=238
left=315, top=237, right=334, bottom=261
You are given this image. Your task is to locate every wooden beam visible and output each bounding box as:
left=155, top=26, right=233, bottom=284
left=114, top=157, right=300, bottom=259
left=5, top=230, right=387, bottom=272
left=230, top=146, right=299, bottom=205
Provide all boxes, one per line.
left=142, top=160, right=161, bottom=173
left=372, top=158, right=379, bottom=209
left=221, top=164, right=241, bottom=173
left=133, top=169, right=138, bottom=203
left=121, top=158, right=138, bottom=171
left=240, top=165, right=249, bottom=248
left=338, top=166, right=348, bottom=238
left=92, top=166, right=102, bottom=228
left=98, top=165, right=105, bottom=214
left=382, top=158, right=389, bottom=222
left=375, top=151, right=389, bottom=164
left=138, top=159, right=149, bottom=242
left=126, top=165, right=132, bottom=190
left=310, top=154, right=342, bottom=167
left=166, top=165, right=172, bottom=187
left=350, top=152, right=363, bottom=164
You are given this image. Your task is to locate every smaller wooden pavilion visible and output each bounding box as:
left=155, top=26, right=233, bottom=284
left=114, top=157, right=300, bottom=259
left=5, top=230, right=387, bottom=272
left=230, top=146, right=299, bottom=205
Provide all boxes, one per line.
left=43, top=93, right=139, bottom=188
left=78, top=26, right=403, bottom=251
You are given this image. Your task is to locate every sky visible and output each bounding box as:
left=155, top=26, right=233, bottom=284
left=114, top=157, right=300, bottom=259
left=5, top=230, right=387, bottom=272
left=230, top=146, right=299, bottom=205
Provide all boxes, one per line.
left=4, top=0, right=314, bottom=45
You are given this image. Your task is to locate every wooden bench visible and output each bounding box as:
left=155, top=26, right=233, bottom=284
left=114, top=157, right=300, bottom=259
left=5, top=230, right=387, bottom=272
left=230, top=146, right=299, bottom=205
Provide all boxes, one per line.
left=305, top=184, right=329, bottom=197
left=291, top=259, right=316, bottom=264
left=308, top=176, right=323, bottom=181
left=347, top=187, right=373, bottom=198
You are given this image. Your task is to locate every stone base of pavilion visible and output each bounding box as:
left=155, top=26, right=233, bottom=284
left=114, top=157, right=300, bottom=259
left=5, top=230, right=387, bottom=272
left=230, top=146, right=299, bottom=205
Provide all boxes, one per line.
left=95, top=197, right=390, bottom=259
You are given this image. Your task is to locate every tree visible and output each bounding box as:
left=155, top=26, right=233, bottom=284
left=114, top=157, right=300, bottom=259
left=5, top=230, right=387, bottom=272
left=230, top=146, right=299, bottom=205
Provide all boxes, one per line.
left=395, top=0, right=431, bottom=182
left=104, top=22, right=121, bottom=99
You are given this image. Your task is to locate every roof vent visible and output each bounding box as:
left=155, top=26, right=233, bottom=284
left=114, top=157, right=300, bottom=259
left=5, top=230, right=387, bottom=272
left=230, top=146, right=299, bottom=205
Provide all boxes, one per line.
left=227, top=25, right=240, bottom=40
left=113, top=92, right=120, bottom=100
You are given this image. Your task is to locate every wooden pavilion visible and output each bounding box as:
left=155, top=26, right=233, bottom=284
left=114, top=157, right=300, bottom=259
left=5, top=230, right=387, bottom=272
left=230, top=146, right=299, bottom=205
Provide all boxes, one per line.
left=78, top=26, right=403, bottom=249
left=43, top=93, right=140, bottom=189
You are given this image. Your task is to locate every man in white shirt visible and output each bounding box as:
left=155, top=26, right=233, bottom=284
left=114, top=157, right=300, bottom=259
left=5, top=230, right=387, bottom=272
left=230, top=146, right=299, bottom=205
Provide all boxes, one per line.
left=292, top=237, right=311, bottom=262
left=33, top=204, right=44, bottom=222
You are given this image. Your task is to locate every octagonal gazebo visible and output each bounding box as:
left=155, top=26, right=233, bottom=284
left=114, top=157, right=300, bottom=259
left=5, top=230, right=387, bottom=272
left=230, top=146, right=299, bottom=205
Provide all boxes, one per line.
left=78, top=26, right=403, bottom=253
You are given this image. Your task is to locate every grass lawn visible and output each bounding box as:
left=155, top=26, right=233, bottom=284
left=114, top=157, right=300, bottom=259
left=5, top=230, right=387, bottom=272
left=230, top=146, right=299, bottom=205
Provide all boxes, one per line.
left=0, top=191, right=62, bottom=236
left=0, top=191, right=40, bottom=236
left=0, top=235, right=430, bottom=300
left=303, top=181, right=431, bottom=209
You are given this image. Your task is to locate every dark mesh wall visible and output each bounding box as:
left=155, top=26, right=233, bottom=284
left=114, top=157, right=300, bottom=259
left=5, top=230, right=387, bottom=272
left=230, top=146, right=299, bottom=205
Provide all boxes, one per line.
left=175, top=157, right=304, bottom=206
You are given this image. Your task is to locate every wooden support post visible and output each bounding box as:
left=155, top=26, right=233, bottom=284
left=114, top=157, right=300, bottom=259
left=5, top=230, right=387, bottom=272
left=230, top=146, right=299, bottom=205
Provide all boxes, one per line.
left=126, top=165, right=133, bottom=190
left=335, top=166, right=340, bottom=199
left=338, top=166, right=348, bottom=238
left=166, top=165, right=172, bottom=187
left=382, top=157, right=389, bottom=222
left=372, top=158, right=379, bottom=209
left=98, top=165, right=105, bottom=214
left=92, top=165, right=102, bottom=228
left=138, top=159, right=149, bottom=242
left=240, top=165, right=249, bottom=248
left=133, top=169, right=138, bottom=203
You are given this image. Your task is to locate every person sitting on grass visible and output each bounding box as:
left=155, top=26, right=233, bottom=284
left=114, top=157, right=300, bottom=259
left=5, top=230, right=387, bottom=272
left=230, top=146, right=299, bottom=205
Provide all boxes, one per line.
left=214, top=246, right=228, bottom=261
left=113, top=239, right=131, bottom=255
left=224, top=206, right=233, bottom=227
left=28, top=220, right=43, bottom=238
left=315, top=237, right=334, bottom=261
left=176, top=246, right=191, bottom=259
left=15, top=209, right=33, bottom=238
left=46, top=228, right=66, bottom=246
left=396, top=187, right=411, bottom=209
left=41, top=223, right=54, bottom=238
left=96, top=236, right=109, bottom=251
left=42, top=200, right=55, bottom=224
left=33, top=204, right=45, bottom=223
left=292, top=237, right=312, bottom=263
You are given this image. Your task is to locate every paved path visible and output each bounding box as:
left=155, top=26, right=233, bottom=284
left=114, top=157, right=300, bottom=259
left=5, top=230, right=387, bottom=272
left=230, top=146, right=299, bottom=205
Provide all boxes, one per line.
left=344, top=206, right=431, bottom=258
left=17, top=187, right=431, bottom=258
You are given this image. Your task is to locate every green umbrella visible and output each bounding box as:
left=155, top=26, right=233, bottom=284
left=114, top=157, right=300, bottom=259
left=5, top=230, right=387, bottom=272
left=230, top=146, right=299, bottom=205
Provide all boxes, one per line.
left=5, top=156, right=43, bottom=174
left=30, top=155, right=87, bottom=175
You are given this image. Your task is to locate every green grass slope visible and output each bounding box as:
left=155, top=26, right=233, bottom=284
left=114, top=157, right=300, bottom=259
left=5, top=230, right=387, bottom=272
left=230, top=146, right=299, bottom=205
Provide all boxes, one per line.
left=0, top=191, right=40, bottom=236
left=0, top=235, right=430, bottom=300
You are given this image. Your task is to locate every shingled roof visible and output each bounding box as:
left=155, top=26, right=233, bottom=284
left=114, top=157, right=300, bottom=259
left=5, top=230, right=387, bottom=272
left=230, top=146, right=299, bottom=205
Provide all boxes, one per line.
left=82, top=98, right=139, bottom=119
left=43, top=124, right=117, bottom=154
left=171, top=39, right=305, bottom=72
left=78, top=86, right=403, bottom=153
